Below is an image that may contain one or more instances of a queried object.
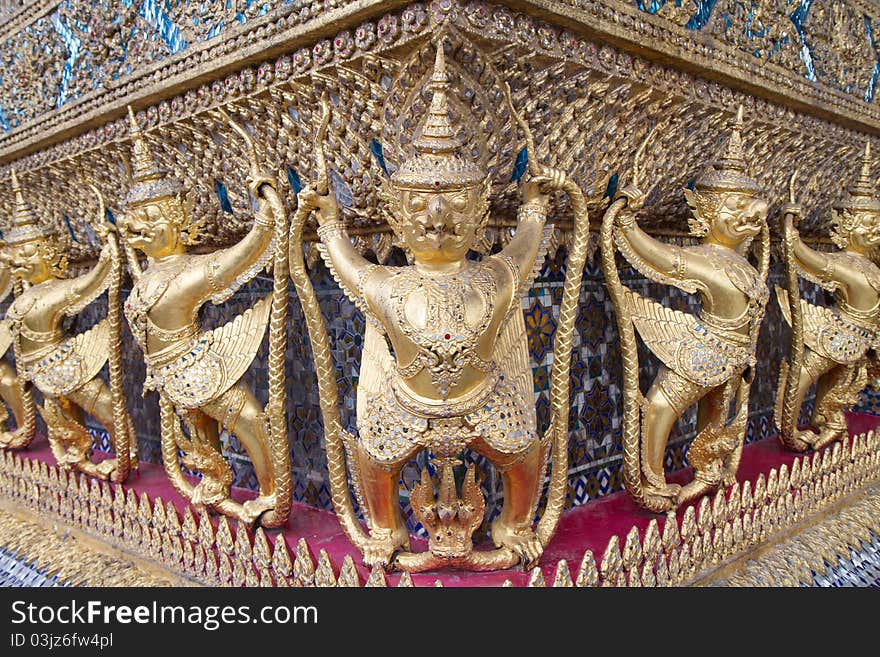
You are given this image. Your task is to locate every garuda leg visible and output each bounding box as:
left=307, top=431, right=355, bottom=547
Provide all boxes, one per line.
left=781, top=348, right=839, bottom=450
left=353, top=443, right=417, bottom=567
left=641, top=366, right=707, bottom=511
left=810, top=359, right=865, bottom=450
left=0, top=360, right=25, bottom=445
left=472, top=436, right=544, bottom=567
left=66, top=376, right=137, bottom=477
left=201, top=382, right=278, bottom=524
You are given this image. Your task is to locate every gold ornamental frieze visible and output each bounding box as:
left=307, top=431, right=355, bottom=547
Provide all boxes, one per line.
left=1, top=426, right=878, bottom=585
left=2, top=0, right=880, bottom=163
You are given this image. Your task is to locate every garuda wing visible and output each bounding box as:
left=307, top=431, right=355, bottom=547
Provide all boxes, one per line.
left=202, top=294, right=272, bottom=399
left=775, top=286, right=871, bottom=365
left=356, top=319, right=394, bottom=412
left=152, top=296, right=272, bottom=409
left=624, top=290, right=751, bottom=388
left=30, top=320, right=110, bottom=397
left=491, top=309, right=538, bottom=438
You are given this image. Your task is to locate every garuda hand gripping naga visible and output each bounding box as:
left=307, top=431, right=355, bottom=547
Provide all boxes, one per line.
left=289, top=43, right=590, bottom=571
left=120, top=108, right=291, bottom=528
left=0, top=257, right=28, bottom=449
left=601, top=106, right=771, bottom=513
left=3, top=170, right=135, bottom=480
left=775, top=143, right=880, bottom=452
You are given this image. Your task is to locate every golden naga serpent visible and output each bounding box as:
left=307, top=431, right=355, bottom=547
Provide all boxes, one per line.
left=89, top=185, right=135, bottom=482
left=157, top=114, right=292, bottom=528
left=289, top=89, right=590, bottom=568
left=778, top=169, right=807, bottom=451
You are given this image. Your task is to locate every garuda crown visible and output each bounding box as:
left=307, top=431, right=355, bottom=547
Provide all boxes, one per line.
left=125, top=106, right=183, bottom=207
left=832, top=142, right=880, bottom=214
left=4, top=169, right=57, bottom=246
left=390, top=42, right=484, bottom=191
left=693, top=105, right=761, bottom=195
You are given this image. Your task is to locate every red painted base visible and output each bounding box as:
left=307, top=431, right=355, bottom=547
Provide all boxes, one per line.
left=12, top=411, right=880, bottom=587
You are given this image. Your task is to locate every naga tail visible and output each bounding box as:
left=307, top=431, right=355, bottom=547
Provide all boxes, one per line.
left=287, top=94, right=370, bottom=550
left=6, top=280, right=36, bottom=450
left=106, top=227, right=135, bottom=481
left=89, top=184, right=134, bottom=481
left=778, top=211, right=807, bottom=451
left=287, top=202, right=371, bottom=550
left=258, top=182, right=293, bottom=528
left=534, top=179, right=590, bottom=545
left=599, top=198, right=646, bottom=508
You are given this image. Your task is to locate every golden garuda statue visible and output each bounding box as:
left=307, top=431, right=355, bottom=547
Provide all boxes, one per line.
left=601, top=106, right=771, bottom=513
left=775, top=143, right=880, bottom=452
left=0, top=257, right=29, bottom=449
left=289, top=42, right=591, bottom=571
left=119, top=107, right=291, bottom=528
left=2, top=169, right=135, bottom=481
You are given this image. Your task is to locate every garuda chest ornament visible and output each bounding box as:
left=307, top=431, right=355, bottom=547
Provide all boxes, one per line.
left=289, top=39, right=590, bottom=572
left=601, top=105, right=772, bottom=513
left=775, top=143, right=880, bottom=453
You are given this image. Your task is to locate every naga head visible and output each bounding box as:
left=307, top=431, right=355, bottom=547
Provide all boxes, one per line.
left=830, top=142, right=880, bottom=254
left=379, top=42, right=490, bottom=267
left=122, top=106, right=199, bottom=258
left=684, top=105, right=768, bottom=249
left=3, top=168, right=68, bottom=284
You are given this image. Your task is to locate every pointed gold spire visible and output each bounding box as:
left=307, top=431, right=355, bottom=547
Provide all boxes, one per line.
left=125, top=105, right=181, bottom=206
left=833, top=141, right=880, bottom=212
left=391, top=40, right=483, bottom=190
left=694, top=104, right=760, bottom=194
left=5, top=168, right=52, bottom=245
left=412, top=43, right=460, bottom=154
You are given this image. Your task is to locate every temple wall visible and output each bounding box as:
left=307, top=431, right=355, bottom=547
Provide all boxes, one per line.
left=2, top=1, right=880, bottom=533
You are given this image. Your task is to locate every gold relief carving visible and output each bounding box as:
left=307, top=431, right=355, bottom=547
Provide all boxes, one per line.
left=601, top=105, right=771, bottom=513
left=2, top=169, right=135, bottom=481
left=800, top=0, right=876, bottom=94
left=1, top=0, right=880, bottom=168
left=706, top=0, right=803, bottom=71
left=290, top=35, right=590, bottom=572
left=120, top=105, right=292, bottom=528
left=776, top=143, right=880, bottom=453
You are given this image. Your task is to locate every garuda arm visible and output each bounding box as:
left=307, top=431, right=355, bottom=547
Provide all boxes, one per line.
left=784, top=214, right=843, bottom=292
left=295, top=187, right=387, bottom=313
left=197, top=188, right=281, bottom=306
left=612, top=191, right=705, bottom=295
left=57, top=237, right=118, bottom=318
left=0, top=265, right=12, bottom=305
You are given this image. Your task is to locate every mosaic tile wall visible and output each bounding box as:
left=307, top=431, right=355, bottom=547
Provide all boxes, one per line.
left=0, top=245, right=849, bottom=534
